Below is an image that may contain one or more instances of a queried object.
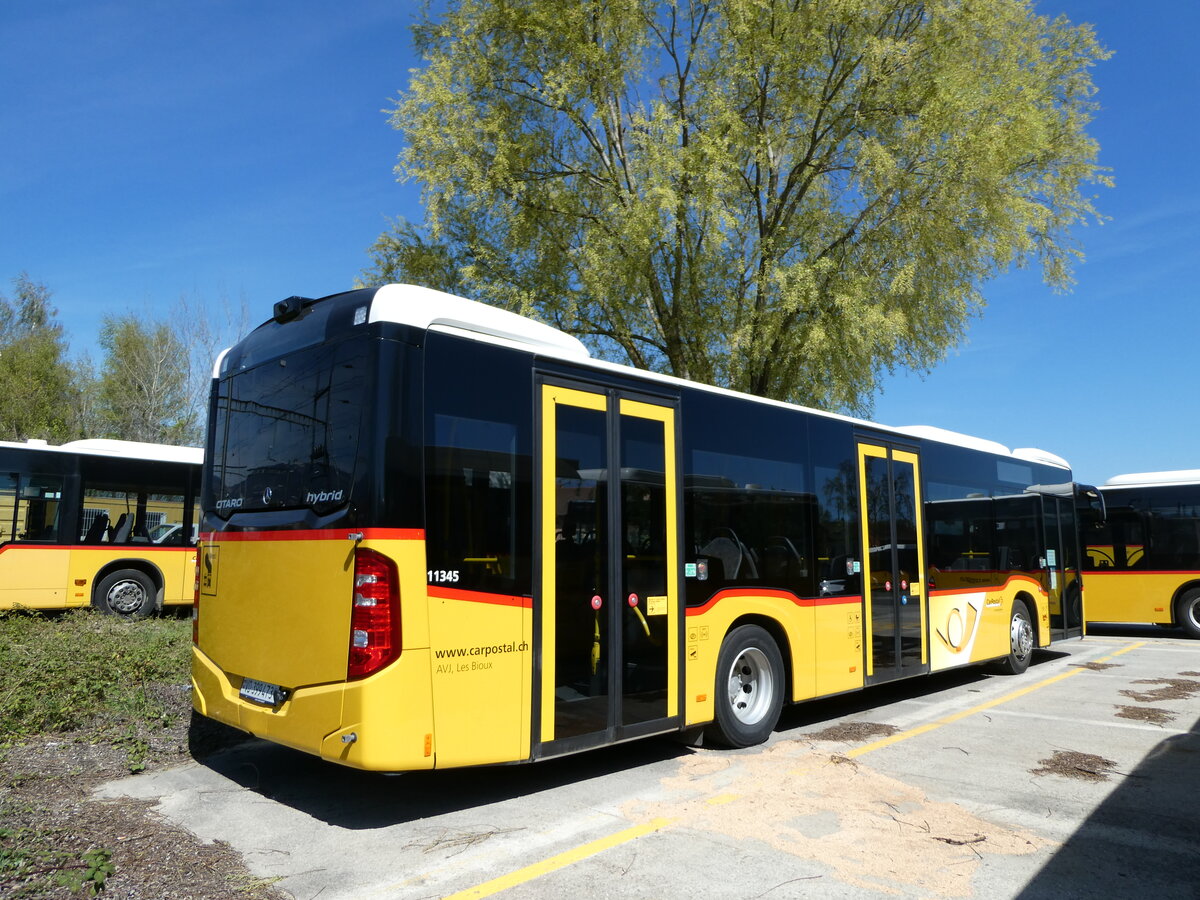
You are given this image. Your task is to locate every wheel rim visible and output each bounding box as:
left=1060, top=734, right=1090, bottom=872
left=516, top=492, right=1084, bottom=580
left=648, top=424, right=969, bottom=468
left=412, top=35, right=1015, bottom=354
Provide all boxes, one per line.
left=1185, top=596, right=1200, bottom=630
left=725, top=646, right=775, bottom=725
left=107, top=579, right=147, bottom=615
left=1010, top=611, right=1033, bottom=662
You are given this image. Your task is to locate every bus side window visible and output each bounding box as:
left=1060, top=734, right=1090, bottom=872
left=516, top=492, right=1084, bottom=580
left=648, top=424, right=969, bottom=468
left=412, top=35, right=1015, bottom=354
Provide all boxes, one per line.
left=81, top=478, right=189, bottom=546
left=423, top=334, right=533, bottom=597
left=1, top=472, right=65, bottom=542
left=0, top=474, right=16, bottom=543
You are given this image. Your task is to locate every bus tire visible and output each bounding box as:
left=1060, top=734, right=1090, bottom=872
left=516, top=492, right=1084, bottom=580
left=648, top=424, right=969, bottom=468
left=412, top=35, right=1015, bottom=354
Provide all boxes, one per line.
left=708, top=625, right=785, bottom=748
left=94, top=569, right=157, bottom=619
left=1175, top=589, right=1200, bottom=639
left=996, top=600, right=1034, bottom=675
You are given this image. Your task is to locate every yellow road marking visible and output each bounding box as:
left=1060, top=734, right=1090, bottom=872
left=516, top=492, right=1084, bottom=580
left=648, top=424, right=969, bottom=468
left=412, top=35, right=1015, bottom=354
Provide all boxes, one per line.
left=846, top=641, right=1145, bottom=758
left=451, top=641, right=1144, bottom=897
left=442, top=817, right=673, bottom=900
left=705, top=793, right=739, bottom=806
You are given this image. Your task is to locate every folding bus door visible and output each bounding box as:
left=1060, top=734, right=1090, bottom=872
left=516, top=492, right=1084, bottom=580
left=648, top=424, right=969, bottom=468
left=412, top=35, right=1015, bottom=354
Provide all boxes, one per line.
left=857, top=442, right=929, bottom=684
left=537, top=382, right=682, bottom=756
left=1044, top=495, right=1085, bottom=640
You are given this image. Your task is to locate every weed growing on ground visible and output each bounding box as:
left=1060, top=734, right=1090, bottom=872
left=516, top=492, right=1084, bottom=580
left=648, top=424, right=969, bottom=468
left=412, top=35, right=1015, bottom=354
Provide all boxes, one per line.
left=0, top=609, right=193, bottom=896
left=0, top=608, right=191, bottom=755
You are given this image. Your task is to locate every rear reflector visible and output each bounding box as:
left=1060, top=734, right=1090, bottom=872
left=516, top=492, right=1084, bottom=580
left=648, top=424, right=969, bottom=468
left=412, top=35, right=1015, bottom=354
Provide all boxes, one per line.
left=348, top=548, right=401, bottom=680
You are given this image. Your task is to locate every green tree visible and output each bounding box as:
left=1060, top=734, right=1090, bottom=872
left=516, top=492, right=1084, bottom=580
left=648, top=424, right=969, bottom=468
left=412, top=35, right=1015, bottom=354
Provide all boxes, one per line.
left=359, top=217, right=466, bottom=295
left=377, top=0, right=1110, bottom=412
left=0, top=274, right=73, bottom=441
left=96, top=314, right=196, bottom=444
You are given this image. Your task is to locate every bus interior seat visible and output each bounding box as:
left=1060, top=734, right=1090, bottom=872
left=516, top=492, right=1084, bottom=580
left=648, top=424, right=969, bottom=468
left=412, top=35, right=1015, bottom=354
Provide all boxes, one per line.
left=764, top=536, right=803, bottom=579
left=83, top=514, right=109, bottom=544
left=699, top=535, right=741, bottom=580
left=699, top=528, right=759, bottom=580
left=110, top=514, right=132, bottom=543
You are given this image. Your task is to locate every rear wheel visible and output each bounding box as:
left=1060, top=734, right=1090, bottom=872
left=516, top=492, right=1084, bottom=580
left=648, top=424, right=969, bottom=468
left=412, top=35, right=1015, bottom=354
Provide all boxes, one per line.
left=94, top=569, right=157, bottom=619
left=1175, top=589, right=1200, bottom=639
left=708, top=625, right=785, bottom=748
left=996, top=601, right=1034, bottom=675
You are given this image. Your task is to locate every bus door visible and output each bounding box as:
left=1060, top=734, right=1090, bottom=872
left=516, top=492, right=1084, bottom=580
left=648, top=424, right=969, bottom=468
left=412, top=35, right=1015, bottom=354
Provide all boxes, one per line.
left=857, top=442, right=929, bottom=684
left=537, top=382, right=681, bottom=756
left=1042, top=494, right=1084, bottom=640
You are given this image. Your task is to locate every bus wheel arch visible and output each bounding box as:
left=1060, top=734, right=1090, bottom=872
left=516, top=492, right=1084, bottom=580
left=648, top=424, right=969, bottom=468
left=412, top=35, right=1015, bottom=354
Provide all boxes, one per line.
left=996, top=596, right=1035, bottom=675
left=1015, top=590, right=1042, bottom=647
left=1173, top=585, right=1200, bottom=638
left=707, top=617, right=789, bottom=748
left=92, top=562, right=163, bottom=619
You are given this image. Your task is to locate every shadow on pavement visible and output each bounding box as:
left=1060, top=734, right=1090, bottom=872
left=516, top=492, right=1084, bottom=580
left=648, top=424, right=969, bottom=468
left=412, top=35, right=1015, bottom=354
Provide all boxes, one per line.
left=1085, top=622, right=1191, bottom=641
left=190, top=647, right=1076, bottom=830
left=193, top=727, right=691, bottom=830
left=1016, top=713, right=1200, bottom=899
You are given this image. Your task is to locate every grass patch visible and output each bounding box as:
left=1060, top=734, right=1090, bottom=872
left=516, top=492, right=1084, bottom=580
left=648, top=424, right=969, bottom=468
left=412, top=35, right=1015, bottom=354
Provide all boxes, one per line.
left=0, top=609, right=191, bottom=755
left=0, top=609, right=192, bottom=897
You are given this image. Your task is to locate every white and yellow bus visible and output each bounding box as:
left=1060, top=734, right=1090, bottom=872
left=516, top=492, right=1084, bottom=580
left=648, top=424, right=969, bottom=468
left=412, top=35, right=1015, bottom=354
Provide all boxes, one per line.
left=1083, top=470, right=1200, bottom=637
left=192, top=284, right=1094, bottom=771
left=0, top=438, right=202, bottom=618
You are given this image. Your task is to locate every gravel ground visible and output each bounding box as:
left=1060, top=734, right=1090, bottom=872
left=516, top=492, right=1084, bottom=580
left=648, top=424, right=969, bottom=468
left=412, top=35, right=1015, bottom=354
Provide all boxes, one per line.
left=0, top=686, right=288, bottom=900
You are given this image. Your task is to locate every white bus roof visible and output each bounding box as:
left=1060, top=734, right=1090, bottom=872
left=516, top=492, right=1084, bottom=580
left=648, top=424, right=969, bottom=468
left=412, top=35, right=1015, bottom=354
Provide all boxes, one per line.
left=891, top=425, right=1010, bottom=458
left=1104, top=470, right=1200, bottom=488
left=370, top=284, right=590, bottom=360
left=222, top=284, right=1074, bottom=469
left=0, top=438, right=202, bottom=465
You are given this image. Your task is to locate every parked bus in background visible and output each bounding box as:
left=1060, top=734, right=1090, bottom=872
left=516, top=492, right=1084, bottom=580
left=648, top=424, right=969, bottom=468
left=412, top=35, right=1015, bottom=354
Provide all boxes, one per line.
left=926, top=481, right=1100, bottom=647
left=192, top=284, right=1095, bottom=772
left=0, top=439, right=203, bottom=618
left=1082, top=470, right=1200, bottom=637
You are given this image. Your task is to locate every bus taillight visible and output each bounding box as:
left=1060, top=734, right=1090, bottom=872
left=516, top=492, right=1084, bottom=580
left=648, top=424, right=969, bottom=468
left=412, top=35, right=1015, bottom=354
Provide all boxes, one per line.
left=348, top=548, right=401, bottom=680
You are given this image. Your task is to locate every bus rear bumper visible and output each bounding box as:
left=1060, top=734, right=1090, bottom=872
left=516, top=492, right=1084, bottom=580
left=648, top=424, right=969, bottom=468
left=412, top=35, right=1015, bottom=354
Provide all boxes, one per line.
left=191, top=645, right=435, bottom=772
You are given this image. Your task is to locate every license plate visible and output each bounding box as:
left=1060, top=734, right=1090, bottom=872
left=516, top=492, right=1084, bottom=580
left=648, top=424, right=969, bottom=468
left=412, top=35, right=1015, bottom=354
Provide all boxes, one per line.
left=239, top=677, right=284, bottom=707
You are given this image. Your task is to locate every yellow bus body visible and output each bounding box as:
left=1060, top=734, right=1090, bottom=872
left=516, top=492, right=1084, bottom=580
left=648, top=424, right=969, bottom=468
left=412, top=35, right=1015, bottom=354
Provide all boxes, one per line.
left=193, top=284, right=1087, bottom=771
left=927, top=574, right=1052, bottom=669
left=0, top=544, right=197, bottom=611
left=194, top=530, right=539, bottom=771
left=1082, top=570, right=1187, bottom=626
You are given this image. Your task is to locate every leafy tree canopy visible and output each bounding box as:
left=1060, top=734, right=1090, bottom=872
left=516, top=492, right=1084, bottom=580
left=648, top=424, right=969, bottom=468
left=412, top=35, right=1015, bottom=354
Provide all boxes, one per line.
left=373, top=0, right=1110, bottom=412
left=97, top=315, right=196, bottom=444
left=0, top=274, right=73, bottom=441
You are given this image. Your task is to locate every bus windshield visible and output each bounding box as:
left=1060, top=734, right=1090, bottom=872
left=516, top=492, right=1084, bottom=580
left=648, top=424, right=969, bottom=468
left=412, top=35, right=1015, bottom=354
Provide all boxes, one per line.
left=209, top=334, right=371, bottom=519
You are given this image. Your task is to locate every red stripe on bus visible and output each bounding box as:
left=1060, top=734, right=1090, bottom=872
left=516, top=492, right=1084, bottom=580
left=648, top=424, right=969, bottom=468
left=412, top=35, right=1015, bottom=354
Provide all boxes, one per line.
left=0, top=543, right=195, bottom=555
left=1082, top=569, right=1200, bottom=577
left=427, top=586, right=533, bottom=608
left=928, top=574, right=1047, bottom=597
left=685, top=588, right=863, bottom=616
left=202, top=527, right=425, bottom=542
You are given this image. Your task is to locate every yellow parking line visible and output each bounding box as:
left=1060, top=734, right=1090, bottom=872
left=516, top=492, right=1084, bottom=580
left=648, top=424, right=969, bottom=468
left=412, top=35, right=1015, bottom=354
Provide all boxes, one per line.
left=442, top=817, right=673, bottom=900
left=450, top=641, right=1144, bottom=897
left=847, top=641, right=1145, bottom=759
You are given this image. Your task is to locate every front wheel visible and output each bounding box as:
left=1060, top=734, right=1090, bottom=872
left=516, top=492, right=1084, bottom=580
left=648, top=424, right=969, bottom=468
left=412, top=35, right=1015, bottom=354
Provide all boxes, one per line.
left=1175, top=589, right=1200, bottom=639
left=94, top=569, right=157, bottom=619
left=708, top=625, right=785, bottom=748
left=996, top=601, right=1034, bottom=675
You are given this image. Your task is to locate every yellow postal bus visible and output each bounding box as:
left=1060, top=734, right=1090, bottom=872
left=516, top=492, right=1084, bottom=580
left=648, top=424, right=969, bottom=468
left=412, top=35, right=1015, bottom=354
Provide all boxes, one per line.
left=192, top=285, right=1093, bottom=770
left=1083, top=470, right=1200, bottom=637
left=0, top=438, right=202, bottom=618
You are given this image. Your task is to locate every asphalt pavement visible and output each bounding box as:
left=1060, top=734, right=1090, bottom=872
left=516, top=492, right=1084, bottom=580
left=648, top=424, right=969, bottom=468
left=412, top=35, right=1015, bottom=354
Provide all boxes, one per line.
left=99, top=625, right=1200, bottom=899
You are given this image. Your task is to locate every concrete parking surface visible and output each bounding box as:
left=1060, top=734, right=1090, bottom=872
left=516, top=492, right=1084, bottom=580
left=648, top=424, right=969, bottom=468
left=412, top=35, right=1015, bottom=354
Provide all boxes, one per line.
left=99, top=627, right=1200, bottom=899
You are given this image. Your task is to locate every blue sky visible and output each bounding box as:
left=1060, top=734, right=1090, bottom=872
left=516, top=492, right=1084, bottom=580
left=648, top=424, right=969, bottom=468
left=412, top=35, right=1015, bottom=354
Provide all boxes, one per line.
left=1, top=0, right=1196, bottom=485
